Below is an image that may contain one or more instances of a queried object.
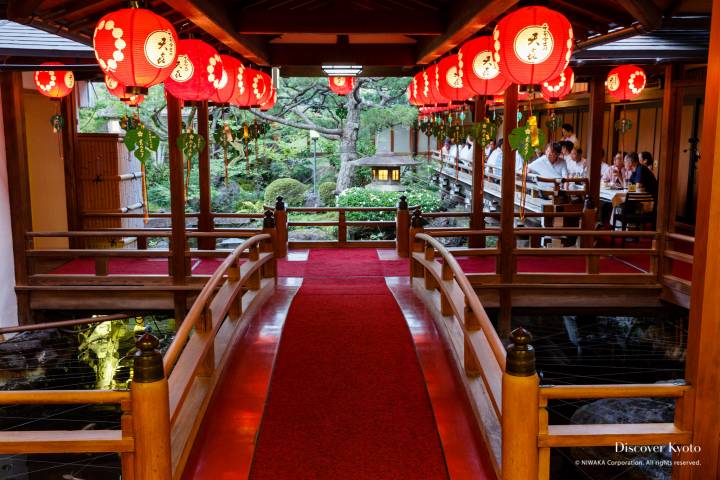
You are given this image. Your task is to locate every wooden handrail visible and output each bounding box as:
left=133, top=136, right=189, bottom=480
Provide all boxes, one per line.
left=162, top=233, right=270, bottom=375
left=0, top=389, right=130, bottom=404
left=666, top=232, right=695, bottom=243
left=0, top=313, right=131, bottom=335
left=540, top=382, right=689, bottom=399
left=415, top=233, right=506, bottom=369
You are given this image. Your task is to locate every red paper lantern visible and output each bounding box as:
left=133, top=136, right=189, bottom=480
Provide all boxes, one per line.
left=165, top=39, right=224, bottom=101
left=493, top=6, right=573, bottom=86
left=406, top=77, right=421, bottom=106
left=34, top=63, right=74, bottom=99
left=328, top=76, right=355, bottom=95
left=427, top=64, right=450, bottom=105
left=211, top=55, right=243, bottom=104
left=459, top=37, right=511, bottom=97
left=540, top=66, right=574, bottom=102
left=437, top=54, right=474, bottom=102
left=93, top=8, right=179, bottom=93
left=606, top=65, right=647, bottom=101
left=246, top=69, right=272, bottom=107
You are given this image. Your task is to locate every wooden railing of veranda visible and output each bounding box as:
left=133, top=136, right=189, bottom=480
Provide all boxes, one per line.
left=409, top=229, right=694, bottom=480
left=0, top=229, right=279, bottom=480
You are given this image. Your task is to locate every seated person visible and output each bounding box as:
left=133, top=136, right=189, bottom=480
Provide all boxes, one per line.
left=484, top=139, right=496, bottom=159
left=559, top=140, right=574, bottom=163
left=640, top=151, right=656, bottom=174
left=485, top=139, right=525, bottom=175
left=602, top=152, right=628, bottom=188
left=528, top=142, right=568, bottom=179
left=625, top=152, right=658, bottom=197
left=567, top=147, right=588, bottom=176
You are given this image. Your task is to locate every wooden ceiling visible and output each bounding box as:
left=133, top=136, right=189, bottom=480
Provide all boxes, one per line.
left=0, top=0, right=712, bottom=76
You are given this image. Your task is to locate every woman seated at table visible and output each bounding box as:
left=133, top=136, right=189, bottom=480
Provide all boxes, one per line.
left=624, top=152, right=658, bottom=197
left=602, top=152, right=628, bottom=188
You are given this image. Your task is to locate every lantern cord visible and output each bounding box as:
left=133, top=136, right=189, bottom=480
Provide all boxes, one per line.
left=222, top=108, right=229, bottom=187
left=141, top=163, right=149, bottom=224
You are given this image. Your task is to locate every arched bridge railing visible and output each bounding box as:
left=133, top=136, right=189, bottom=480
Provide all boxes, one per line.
left=0, top=231, right=278, bottom=480
left=409, top=231, right=693, bottom=480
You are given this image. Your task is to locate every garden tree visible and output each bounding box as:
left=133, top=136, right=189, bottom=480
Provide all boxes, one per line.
left=250, top=77, right=415, bottom=191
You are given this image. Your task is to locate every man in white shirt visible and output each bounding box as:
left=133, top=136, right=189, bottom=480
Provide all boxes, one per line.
left=528, top=143, right=568, bottom=179
left=485, top=138, right=524, bottom=175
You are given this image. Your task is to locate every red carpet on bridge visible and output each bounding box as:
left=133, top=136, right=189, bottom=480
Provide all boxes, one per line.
left=249, top=249, right=450, bottom=480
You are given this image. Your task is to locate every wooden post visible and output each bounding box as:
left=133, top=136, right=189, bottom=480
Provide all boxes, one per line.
left=681, top=2, right=720, bottom=477
left=587, top=75, right=606, bottom=208
left=166, top=93, right=187, bottom=320
left=338, top=209, right=347, bottom=244
left=499, top=86, right=518, bottom=338
left=502, top=327, right=539, bottom=480
left=261, top=210, right=277, bottom=279
left=656, top=65, right=683, bottom=283
left=273, top=196, right=288, bottom=258
left=409, top=209, right=425, bottom=279
left=470, top=97, right=486, bottom=248
left=396, top=195, right=410, bottom=257
left=131, top=332, right=171, bottom=480
left=581, top=195, right=599, bottom=274
left=197, top=101, right=214, bottom=251
left=0, top=72, right=32, bottom=325
left=60, top=91, right=81, bottom=240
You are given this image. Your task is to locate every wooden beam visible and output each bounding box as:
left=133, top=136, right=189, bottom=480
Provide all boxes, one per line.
left=499, top=86, right=518, bottom=338
left=0, top=72, right=33, bottom=324
left=655, top=64, right=683, bottom=279
left=5, top=0, right=44, bottom=20
left=236, top=11, right=443, bottom=35
left=618, top=0, right=663, bottom=30
left=196, top=101, right=214, bottom=251
left=682, top=0, right=720, bottom=477
left=587, top=74, right=606, bottom=208
left=161, top=0, right=269, bottom=65
left=166, top=92, right=187, bottom=320
left=416, top=0, right=520, bottom=65
left=269, top=44, right=416, bottom=66
left=469, top=97, right=486, bottom=248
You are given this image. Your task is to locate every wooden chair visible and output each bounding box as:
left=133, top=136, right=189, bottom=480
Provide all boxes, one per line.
left=612, top=192, right=656, bottom=246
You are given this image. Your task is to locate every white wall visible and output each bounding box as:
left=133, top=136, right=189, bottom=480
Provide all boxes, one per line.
left=0, top=84, right=19, bottom=329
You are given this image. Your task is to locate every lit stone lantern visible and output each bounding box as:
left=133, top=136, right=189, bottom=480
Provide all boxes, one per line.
left=350, top=154, right=420, bottom=192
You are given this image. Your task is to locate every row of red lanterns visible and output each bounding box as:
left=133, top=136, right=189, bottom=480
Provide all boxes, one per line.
left=408, top=5, right=647, bottom=107
left=34, top=6, right=276, bottom=111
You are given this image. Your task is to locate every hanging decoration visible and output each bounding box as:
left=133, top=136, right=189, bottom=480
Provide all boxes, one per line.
left=493, top=6, right=573, bottom=86
left=50, top=114, right=65, bottom=133
left=177, top=128, right=206, bottom=198
left=540, top=66, right=574, bottom=102
left=34, top=63, right=75, bottom=99
left=211, top=55, right=242, bottom=104
left=509, top=117, right=547, bottom=219
left=213, top=120, right=234, bottom=185
left=93, top=7, right=179, bottom=94
left=459, top=36, right=511, bottom=96
left=328, top=76, right=356, bottom=96
left=121, top=114, right=160, bottom=223
left=165, top=39, right=224, bottom=101
left=437, top=54, right=474, bottom=103
left=125, top=94, right=145, bottom=106
left=606, top=65, right=646, bottom=102
left=545, top=112, right=562, bottom=141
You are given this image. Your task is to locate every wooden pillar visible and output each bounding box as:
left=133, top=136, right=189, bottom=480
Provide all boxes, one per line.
left=0, top=72, right=32, bottom=325
left=131, top=332, right=171, bottom=480
left=166, top=93, right=187, bottom=320
left=502, top=327, right=539, bottom=480
left=396, top=195, right=410, bottom=257
left=587, top=75, right=606, bottom=208
left=197, top=101, right=214, bottom=250
left=499, top=86, right=518, bottom=338
left=681, top=2, right=720, bottom=477
left=656, top=65, right=684, bottom=281
left=60, top=91, right=81, bottom=236
left=470, top=97, right=486, bottom=248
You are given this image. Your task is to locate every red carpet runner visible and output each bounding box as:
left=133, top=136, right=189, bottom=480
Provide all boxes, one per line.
left=249, top=249, right=449, bottom=480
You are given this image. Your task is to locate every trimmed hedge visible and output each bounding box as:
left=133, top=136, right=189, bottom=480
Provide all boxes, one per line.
left=264, top=178, right=307, bottom=207
left=337, top=187, right=441, bottom=221
left=318, top=182, right=337, bottom=206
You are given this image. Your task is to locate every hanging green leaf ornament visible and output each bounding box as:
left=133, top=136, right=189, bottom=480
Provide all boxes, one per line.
left=50, top=114, right=65, bottom=133
left=509, top=117, right=547, bottom=163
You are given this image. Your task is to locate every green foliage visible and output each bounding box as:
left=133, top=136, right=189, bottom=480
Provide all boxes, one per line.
left=338, top=187, right=441, bottom=221
left=264, top=178, right=307, bottom=207
left=177, top=130, right=206, bottom=160
left=318, top=182, right=337, bottom=206
left=124, top=123, right=160, bottom=164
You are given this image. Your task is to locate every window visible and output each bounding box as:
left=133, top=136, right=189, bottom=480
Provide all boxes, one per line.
left=391, top=169, right=400, bottom=181
left=377, top=169, right=389, bottom=181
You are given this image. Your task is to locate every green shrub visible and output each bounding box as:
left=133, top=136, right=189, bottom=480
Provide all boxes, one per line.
left=337, top=187, right=441, bottom=221
left=318, top=182, right=337, bottom=206
left=264, top=178, right=307, bottom=207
